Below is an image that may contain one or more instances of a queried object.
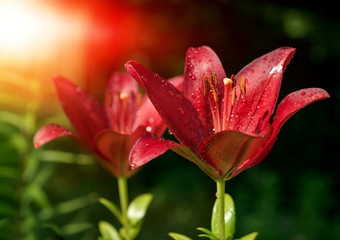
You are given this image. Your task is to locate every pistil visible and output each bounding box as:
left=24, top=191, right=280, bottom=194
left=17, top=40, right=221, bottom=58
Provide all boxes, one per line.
left=222, top=76, right=233, bottom=130
left=120, top=93, right=128, bottom=133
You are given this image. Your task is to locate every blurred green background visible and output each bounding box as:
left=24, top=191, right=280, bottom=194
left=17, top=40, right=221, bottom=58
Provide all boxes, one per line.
left=0, top=0, right=339, bottom=239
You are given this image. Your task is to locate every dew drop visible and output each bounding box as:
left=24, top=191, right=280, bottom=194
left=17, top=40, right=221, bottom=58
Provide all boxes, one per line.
left=148, top=117, right=154, bottom=123
left=146, top=126, right=152, bottom=132
left=178, top=107, right=184, bottom=114
left=130, top=163, right=137, bottom=169
left=168, top=129, right=173, bottom=135
left=301, top=91, right=306, bottom=96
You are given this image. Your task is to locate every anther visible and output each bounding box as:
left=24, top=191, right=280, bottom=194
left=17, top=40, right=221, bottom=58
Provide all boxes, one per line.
left=231, top=87, right=236, bottom=106
left=203, top=72, right=219, bottom=102
left=239, top=76, right=246, bottom=95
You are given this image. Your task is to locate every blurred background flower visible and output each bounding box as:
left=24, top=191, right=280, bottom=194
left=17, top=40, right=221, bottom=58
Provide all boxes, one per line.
left=0, top=0, right=339, bottom=239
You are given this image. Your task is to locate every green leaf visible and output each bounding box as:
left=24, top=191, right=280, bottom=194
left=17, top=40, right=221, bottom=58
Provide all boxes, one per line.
left=26, top=183, right=51, bottom=208
left=169, top=232, right=193, bottom=240
left=236, top=232, right=258, bottom=240
left=211, top=193, right=235, bottom=240
left=0, top=111, right=23, bottom=129
left=40, top=150, right=95, bottom=165
left=0, top=166, right=19, bottom=179
left=99, top=198, right=122, bottom=223
left=127, top=193, right=153, bottom=226
left=56, top=193, right=97, bottom=214
left=98, top=221, right=122, bottom=240
left=198, top=234, right=219, bottom=240
left=61, top=222, right=92, bottom=235
left=197, top=227, right=218, bottom=240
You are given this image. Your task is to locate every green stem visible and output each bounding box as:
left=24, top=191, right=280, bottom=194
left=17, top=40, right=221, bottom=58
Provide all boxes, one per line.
left=118, top=177, right=132, bottom=240
left=216, top=180, right=226, bottom=240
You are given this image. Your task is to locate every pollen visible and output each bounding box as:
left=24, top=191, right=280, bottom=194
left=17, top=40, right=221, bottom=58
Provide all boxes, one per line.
left=239, top=76, right=246, bottom=95
left=203, top=72, right=219, bottom=102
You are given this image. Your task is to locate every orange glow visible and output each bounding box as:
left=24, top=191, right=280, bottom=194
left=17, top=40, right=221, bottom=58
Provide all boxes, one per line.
left=0, top=1, right=68, bottom=60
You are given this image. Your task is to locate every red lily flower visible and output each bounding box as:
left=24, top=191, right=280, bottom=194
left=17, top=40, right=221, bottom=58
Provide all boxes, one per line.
left=34, top=72, right=183, bottom=177
left=126, top=46, right=329, bottom=181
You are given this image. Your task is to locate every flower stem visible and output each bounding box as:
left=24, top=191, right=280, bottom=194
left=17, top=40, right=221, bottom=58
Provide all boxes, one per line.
left=118, top=177, right=132, bottom=240
left=216, top=180, right=226, bottom=240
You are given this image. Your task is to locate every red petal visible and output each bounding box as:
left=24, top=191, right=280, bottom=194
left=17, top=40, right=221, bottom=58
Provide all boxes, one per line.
left=126, top=61, right=207, bottom=151
left=184, top=46, right=227, bottom=131
left=232, top=47, right=296, bottom=133
left=272, top=88, right=330, bottom=135
left=95, top=128, right=144, bottom=178
left=104, top=73, right=139, bottom=134
left=200, top=130, right=260, bottom=179
left=129, top=133, right=180, bottom=168
left=229, top=88, right=329, bottom=178
left=106, top=72, right=139, bottom=96
left=53, top=76, right=109, bottom=145
left=34, top=123, right=76, bottom=148
left=132, top=76, right=184, bottom=137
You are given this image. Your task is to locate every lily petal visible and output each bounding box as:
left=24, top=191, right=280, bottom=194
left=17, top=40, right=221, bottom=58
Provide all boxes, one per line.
left=132, top=76, right=184, bottom=137
left=272, top=88, right=330, bottom=135
left=34, top=123, right=76, bottom=148
left=233, top=47, right=296, bottom=134
left=95, top=129, right=131, bottom=177
left=129, top=133, right=180, bottom=168
left=52, top=76, right=109, bottom=145
left=126, top=61, right=207, bottom=151
left=230, top=88, right=329, bottom=177
left=104, top=72, right=139, bottom=133
left=200, top=130, right=260, bottom=179
left=106, top=72, right=139, bottom=96
left=184, top=46, right=227, bottom=131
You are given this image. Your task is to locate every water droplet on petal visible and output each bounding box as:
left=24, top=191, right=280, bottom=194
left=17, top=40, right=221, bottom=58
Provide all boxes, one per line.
left=75, top=86, right=81, bottom=93
left=146, top=126, right=152, bottom=132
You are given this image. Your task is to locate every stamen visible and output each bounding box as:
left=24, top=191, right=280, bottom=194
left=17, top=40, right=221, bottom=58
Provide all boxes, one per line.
left=203, top=73, right=219, bottom=102
left=239, top=76, right=246, bottom=95
left=231, top=87, right=236, bottom=106
left=136, top=92, right=143, bottom=107
left=203, top=76, right=210, bottom=95
left=203, top=72, right=221, bottom=132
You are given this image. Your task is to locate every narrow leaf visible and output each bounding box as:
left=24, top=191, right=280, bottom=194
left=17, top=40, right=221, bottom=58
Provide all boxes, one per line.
left=127, top=193, right=153, bottom=226
left=236, top=232, right=258, bottom=240
left=198, top=234, right=219, bottom=240
left=197, top=228, right=218, bottom=240
left=0, top=111, right=23, bottom=129
left=211, top=194, right=235, bottom=240
left=169, top=232, right=193, bottom=240
left=56, top=193, right=97, bottom=214
left=98, top=221, right=122, bottom=240
left=99, top=198, right=122, bottom=223
left=61, top=222, right=92, bottom=235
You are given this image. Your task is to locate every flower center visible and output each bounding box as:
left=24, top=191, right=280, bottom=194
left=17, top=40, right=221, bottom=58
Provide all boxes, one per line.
left=203, top=72, right=246, bottom=133
left=105, top=91, right=142, bottom=134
